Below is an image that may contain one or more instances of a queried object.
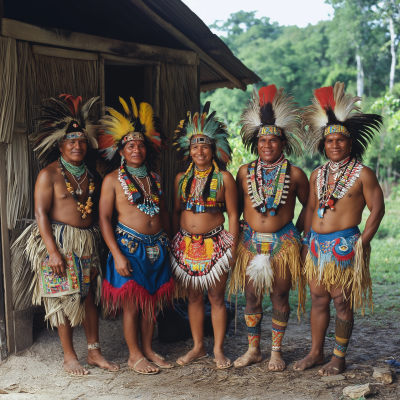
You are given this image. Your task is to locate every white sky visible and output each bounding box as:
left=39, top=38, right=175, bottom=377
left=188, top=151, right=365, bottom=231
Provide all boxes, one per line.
left=181, top=0, right=334, bottom=29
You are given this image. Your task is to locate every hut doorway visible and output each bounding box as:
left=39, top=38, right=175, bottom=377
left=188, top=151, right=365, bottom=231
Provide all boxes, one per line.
left=104, top=64, right=145, bottom=110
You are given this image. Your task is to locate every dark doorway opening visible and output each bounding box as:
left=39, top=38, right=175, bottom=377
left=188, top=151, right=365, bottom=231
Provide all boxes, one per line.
left=104, top=64, right=145, bottom=111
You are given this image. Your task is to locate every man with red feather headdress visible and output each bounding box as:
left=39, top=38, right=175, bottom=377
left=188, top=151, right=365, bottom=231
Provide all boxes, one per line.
left=229, top=85, right=309, bottom=371
left=294, top=82, right=384, bottom=376
left=11, top=94, right=119, bottom=375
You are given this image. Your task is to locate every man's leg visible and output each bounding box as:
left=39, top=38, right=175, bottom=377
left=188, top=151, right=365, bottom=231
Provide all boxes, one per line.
left=83, top=287, right=119, bottom=371
left=233, top=277, right=263, bottom=367
left=140, top=313, right=173, bottom=368
left=318, top=285, right=353, bottom=376
left=207, top=271, right=231, bottom=368
left=123, top=303, right=159, bottom=373
left=58, top=318, right=88, bottom=376
left=294, top=277, right=331, bottom=370
left=269, top=263, right=292, bottom=371
left=176, top=285, right=207, bottom=365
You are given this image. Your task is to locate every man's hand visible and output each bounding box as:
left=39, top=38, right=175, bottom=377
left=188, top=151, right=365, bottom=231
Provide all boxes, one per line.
left=48, top=251, right=67, bottom=278
left=114, top=253, right=132, bottom=277
left=90, top=267, right=99, bottom=281
left=300, top=244, right=308, bottom=264
left=362, top=239, right=371, bottom=250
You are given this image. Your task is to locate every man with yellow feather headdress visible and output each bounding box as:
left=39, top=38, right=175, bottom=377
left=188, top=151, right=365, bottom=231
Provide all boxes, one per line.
left=98, top=97, right=174, bottom=374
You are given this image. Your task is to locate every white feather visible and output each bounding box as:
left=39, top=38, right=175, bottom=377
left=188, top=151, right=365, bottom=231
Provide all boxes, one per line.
left=246, top=254, right=274, bottom=297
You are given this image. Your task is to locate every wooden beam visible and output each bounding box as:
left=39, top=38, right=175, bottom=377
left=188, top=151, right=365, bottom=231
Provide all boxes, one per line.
left=128, top=0, right=247, bottom=91
left=200, top=78, right=252, bottom=93
left=32, top=45, right=98, bottom=61
left=0, top=143, right=14, bottom=355
left=101, top=53, right=160, bottom=66
left=99, top=56, right=105, bottom=117
left=1, top=18, right=197, bottom=65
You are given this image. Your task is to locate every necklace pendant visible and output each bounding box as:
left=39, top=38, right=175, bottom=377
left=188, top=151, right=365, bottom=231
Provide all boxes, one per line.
left=317, top=208, right=325, bottom=218
left=76, top=188, right=83, bottom=195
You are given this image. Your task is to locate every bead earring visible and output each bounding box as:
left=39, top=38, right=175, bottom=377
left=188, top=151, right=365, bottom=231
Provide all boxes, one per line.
left=121, top=155, right=125, bottom=166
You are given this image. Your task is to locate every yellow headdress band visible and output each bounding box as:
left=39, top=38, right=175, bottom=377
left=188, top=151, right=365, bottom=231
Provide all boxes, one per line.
left=257, top=125, right=282, bottom=137
left=324, top=124, right=350, bottom=137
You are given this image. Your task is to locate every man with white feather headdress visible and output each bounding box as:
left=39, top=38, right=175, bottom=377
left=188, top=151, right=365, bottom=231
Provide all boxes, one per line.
left=229, top=85, right=309, bottom=371
left=294, top=82, right=384, bottom=376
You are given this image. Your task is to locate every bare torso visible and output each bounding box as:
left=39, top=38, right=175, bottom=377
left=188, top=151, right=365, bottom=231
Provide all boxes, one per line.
left=109, top=169, right=162, bottom=235
left=240, top=163, right=306, bottom=233
left=44, top=161, right=94, bottom=228
left=310, top=166, right=367, bottom=234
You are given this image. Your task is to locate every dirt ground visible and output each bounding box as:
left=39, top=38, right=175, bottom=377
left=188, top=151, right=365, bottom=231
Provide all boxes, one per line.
left=0, top=311, right=399, bottom=400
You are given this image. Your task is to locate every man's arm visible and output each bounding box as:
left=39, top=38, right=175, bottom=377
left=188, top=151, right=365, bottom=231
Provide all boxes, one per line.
left=35, top=168, right=67, bottom=278
left=236, top=165, right=246, bottom=219
left=99, top=174, right=132, bottom=277
left=223, top=171, right=239, bottom=264
left=360, top=167, right=385, bottom=248
left=293, top=167, right=310, bottom=234
left=172, top=173, right=183, bottom=237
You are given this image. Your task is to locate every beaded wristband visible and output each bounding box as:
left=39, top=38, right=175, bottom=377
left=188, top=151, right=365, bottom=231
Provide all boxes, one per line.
left=301, top=237, right=309, bottom=245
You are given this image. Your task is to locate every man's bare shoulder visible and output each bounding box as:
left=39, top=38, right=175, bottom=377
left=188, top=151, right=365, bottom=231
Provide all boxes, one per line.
left=359, top=164, right=379, bottom=183
left=37, top=161, right=59, bottom=182
left=237, top=163, right=250, bottom=178
left=103, top=169, right=119, bottom=187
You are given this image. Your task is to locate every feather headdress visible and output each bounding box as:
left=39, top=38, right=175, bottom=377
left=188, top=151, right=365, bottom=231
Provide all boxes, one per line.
left=30, top=94, right=99, bottom=166
left=240, top=85, right=303, bottom=156
left=173, top=101, right=232, bottom=168
left=98, top=97, right=167, bottom=172
left=303, top=82, right=383, bottom=160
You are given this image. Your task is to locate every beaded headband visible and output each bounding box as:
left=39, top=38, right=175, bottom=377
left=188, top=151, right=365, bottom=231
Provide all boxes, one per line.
left=257, top=126, right=282, bottom=137
left=121, top=132, right=145, bottom=144
left=190, top=136, right=212, bottom=145
left=324, top=124, right=350, bottom=137
left=64, top=132, right=86, bottom=140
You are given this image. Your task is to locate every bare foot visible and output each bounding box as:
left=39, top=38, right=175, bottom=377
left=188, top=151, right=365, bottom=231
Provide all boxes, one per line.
left=176, top=347, right=207, bottom=366
left=87, top=349, right=120, bottom=371
left=293, top=352, right=325, bottom=371
left=269, top=351, right=286, bottom=371
left=64, top=355, right=89, bottom=376
left=128, top=355, right=159, bottom=374
left=318, top=357, right=345, bottom=376
left=213, top=349, right=232, bottom=369
left=234, top=347, right=262, bottom=368
left=143, top=351, right=173, bottom=368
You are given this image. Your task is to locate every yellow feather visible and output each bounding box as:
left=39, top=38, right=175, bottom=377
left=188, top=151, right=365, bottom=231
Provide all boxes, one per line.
left=119, top=97, right=131, bottom=116
left=107, top=108, right=134, bottom=140
left=139, top=103, right=155, bottom=138
left=130, top=97, right=139, bottom=118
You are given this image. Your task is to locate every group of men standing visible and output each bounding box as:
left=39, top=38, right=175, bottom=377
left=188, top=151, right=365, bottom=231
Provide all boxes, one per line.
left=11, top=82, right=385, bottom=378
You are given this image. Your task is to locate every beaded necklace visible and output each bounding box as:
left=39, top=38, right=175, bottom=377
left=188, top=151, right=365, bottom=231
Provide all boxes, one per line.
left=125, top=164, right=148, bottom=179
left=118, top=165, right=161, bottom=217
left=317, top=157, right=363, bottom=218
left=180, top=160, right=222, bottom=213
left=60, top=156, right=86, bottom=178
left=59, top=158, right=94, bottom=219
left=247, top=155, right=290, bottom=216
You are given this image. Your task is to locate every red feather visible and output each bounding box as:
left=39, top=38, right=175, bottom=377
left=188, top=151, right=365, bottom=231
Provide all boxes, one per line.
left=59, top=94, right=82, bottom=116
left=259, top=85, right=277, bottom=106
left=314, top=86, right=335, bottom=110
left=97, top=134, right=115, bottom=150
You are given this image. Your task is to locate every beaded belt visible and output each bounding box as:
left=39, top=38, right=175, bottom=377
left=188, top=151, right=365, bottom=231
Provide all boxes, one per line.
left=180, top=224, right=224, bottom=239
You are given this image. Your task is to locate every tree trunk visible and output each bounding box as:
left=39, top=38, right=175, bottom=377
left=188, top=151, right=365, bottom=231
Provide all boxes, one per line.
left=356, top=50, right=364, bottom=97
left=389, top=16, right=396, bottom=93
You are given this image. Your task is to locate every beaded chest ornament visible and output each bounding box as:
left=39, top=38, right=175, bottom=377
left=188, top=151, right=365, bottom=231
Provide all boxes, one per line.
left=317, top=157, right=363, bottom=218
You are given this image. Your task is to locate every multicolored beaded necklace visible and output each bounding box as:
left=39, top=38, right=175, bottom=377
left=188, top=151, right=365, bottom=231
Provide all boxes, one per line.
left=59, top=158, right=94, bottom=219
left=317, top=157, right=363, bottom=218
left=118, top=164, right=161, bottom=217
left=247, top=154, right=289, bottom=216
left=180, top=160, right=222, bottom=213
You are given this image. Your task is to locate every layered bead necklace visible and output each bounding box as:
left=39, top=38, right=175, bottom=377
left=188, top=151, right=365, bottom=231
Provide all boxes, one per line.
left=59, top=157, right=94, bottom=219
left=317, top=156, right=363, bottom=218
left=247, top=154, right=290, bottom=215
left=118, top=163, right=161, bottom=217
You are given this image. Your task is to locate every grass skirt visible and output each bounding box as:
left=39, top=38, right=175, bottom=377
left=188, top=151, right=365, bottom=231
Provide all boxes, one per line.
left=228, top=221, right=305, bottom=315
left=303, top=226, right=372, bottom=315
left=11, top=222, right=102, bottom=328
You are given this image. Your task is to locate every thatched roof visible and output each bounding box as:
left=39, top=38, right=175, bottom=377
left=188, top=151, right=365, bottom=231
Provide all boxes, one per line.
left=3, top=0, right=260, bottom=92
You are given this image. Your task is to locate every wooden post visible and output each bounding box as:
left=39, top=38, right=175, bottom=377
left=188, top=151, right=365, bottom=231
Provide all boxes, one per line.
left=99, top=56, right=105, bottom=117
left=0, top=143, right=14, bottom=356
